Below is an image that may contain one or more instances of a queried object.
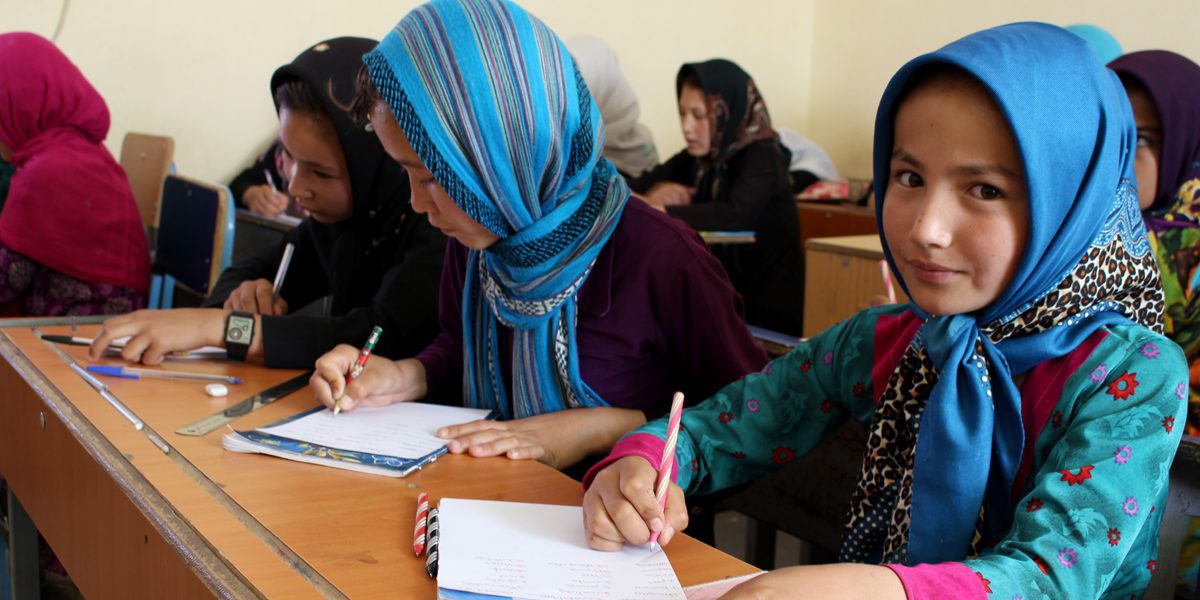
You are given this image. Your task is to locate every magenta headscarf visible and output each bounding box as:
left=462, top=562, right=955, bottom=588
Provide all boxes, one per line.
left=1109, top=50, right=1200, bottom=231
left=0, top=32, right=150, bottom=292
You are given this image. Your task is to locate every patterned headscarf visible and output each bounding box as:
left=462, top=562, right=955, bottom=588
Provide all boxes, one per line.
left=846, top=22, right=1164, bottom=566
left=364, top=0, right=629, bottom=419
left=676, top=59, right=778, bottom=202
left=1109, top=50, right=1200, bottom=231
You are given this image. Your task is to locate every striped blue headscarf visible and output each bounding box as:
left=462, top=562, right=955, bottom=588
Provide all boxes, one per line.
left=847, top=22, right=1164, bottom=565
left=364, top=0, right=629, bottom=419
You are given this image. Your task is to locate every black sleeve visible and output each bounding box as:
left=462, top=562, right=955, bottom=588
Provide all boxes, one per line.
left=626, top=150, right=693, bottom=193
left=257, top=216, right=446, bottom=369
left=665, top=140, right=789, bottom=231
left=229, top=140, right=283, bottom=209
left=201, top=225, right=320, bottom=308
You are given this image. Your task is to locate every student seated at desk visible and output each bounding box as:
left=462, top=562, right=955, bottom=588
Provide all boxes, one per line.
left=310, top=0, right=768, bottom=473
left=582, top=24, right=1186, bottom=599
left=227, top=139, right=299, bottom=217
left=0, top=33, right=150, bottom=317
left=1110, top=50, right=1200, bottom=436
left=565, top=35, right=659, bottom=178
left=630, top=59, right=805, bottom=336
left=91, top=37, right=445, bottom=368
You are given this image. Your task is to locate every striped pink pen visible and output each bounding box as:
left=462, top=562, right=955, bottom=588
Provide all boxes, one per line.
left=879, top=259, right=897, bottom=304
left=649, top=391, right=685, bottom=546
left=413, top=492, right=430, bottom=556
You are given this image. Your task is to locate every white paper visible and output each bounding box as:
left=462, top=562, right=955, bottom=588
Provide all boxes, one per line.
left=437, top=498, right=685, bottom=600
left=107, top=336, right=226, bottom=359
left=682, top=572, right=764, bottom=599
left=257, top=403, right=490, bottom=459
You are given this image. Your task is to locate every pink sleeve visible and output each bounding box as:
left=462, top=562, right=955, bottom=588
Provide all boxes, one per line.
left=582, top=433, right=677, bottom=489
left=884, top=563, right=989, bottom=600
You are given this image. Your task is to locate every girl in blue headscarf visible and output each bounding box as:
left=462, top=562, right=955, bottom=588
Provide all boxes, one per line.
left=583, top=22, right=1185, bottom=598
left=309, top=0, right=767, bottom=472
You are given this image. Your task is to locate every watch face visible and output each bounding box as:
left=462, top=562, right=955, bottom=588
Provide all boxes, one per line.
left=226, top=315, right=253, bottom=344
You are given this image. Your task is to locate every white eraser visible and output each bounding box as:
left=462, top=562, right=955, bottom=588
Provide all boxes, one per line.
left=205, top=383, right=229, bottom=398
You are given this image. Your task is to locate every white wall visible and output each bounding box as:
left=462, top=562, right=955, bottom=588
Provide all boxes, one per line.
left=806, top=0, right=1200, bottom=178
left=3, top=0, right=814, bottom=186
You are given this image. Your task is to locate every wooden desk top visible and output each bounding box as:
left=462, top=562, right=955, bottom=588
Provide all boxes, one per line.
left=236, top=208, right=302, bottom=231
left=805, top=234, right=886, bottom=259
left=0, top=323, right=755, bottom=598
left=795, top=200, right=875, bottom=217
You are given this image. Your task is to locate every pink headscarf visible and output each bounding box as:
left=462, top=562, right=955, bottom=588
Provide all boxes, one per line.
left=0, top=32, right=150, bottom=293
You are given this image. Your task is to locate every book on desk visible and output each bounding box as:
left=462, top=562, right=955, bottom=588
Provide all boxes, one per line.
left=223, top=402, right=491, bottom=477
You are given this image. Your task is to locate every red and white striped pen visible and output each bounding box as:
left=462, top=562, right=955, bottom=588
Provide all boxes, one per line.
left=649, top=391, right=684, bottom=546
left=413, top=492, right=430, bottom=556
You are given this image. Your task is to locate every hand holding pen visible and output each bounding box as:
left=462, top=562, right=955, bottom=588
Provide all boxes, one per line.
left=335, top=326, right=383, bottom=415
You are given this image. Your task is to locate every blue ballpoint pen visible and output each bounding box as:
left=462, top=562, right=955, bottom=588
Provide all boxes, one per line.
left=86, top=365, right=241, bottom=384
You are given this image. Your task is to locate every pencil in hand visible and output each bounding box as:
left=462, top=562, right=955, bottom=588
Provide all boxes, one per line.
left=334, top=325, right=383, bottom=416
left=649, top=391, right=685, bottom=547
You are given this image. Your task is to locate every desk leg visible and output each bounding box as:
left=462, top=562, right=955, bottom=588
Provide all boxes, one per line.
left=7, top=488, right=39, bottom=600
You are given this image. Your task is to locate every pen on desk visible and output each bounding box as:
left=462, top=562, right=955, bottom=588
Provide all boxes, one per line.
left=649, top=391, right=685, bottom=547
left=334, top=325, right=383, bottom=416
left=272, top=243, right=296, bottom=297
left=69, top=363, right=144, bottom=430
left=879, top=259, right=897, bottom=304
left=41, top=334, right=96, bottom=347
left=86, top=365, right=242, bottom=384
left=424, top=506, right=440, bottom=578
left=413, top=491, right=430, bottom=556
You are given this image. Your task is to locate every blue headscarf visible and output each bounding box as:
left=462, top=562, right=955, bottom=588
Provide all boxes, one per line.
left=364, top=0, right=629, bottom=419
left=848, top=22, right=1164, bottom=566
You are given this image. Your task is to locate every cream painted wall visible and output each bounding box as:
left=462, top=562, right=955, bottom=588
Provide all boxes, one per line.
left=807, top=0, right=1200, bottom=178
left=4, top=0, right=814, bottom=187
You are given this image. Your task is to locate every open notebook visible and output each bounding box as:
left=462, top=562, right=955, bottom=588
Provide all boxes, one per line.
left=222, top=402, right=491, bottom=478
left=435, top=499, right=685, bottom=600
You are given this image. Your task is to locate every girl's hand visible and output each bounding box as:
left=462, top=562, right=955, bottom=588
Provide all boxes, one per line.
left=582, top=456, right=688, bottom=551
left=243, top=184, right=289, bottom=216
left=643, top=182, right=695, bottom=209
left=437, top=407, right=645, bottom=470
left=310, top=351, right=425, bottom=412
left=223, top=278, right=288, bottom=316
left=88, top=308, right=229, bottom=365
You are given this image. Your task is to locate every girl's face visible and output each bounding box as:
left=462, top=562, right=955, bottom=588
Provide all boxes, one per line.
left=1125, top=83, right=1162, bottom=210
left=278, top=108, right=353, bottom=223
left=369, top=101, right=500, bottom=250
left=678, top=84, right=712, bottom=157
left=883, top=75, right=1029, bottom=317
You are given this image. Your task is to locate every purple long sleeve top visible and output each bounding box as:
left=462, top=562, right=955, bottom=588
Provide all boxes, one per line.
left=416, top=198, right=769, bottom=420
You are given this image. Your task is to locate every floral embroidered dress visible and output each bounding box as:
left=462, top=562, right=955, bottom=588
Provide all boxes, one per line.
left=598, top=304, right=1185, bottom=598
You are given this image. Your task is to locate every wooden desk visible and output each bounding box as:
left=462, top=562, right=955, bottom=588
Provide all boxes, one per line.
left=0, top=321, right=755, bottom=598
left=803, top=235, right=907, bottom=338
left=233, top=209, right=300, bottom=263
left=795, top=201, right=877, bottom=260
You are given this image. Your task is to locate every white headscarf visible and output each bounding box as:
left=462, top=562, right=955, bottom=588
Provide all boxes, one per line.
left=566, top=36, right=659, bottom=176
left=778, top=127, right=839, bottom=181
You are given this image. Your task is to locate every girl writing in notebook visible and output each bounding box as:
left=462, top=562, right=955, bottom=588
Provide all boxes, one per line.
left=90, top=38, right=445, bottom=368
left=629, top=59, right=805, bottom=336
left=309, top=0, right=767, bottom=473
left=582, top=23, right=1185, bottom=598
left=0, top=33, right=150, bottom=316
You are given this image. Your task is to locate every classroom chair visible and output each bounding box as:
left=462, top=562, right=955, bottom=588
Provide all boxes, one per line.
left=148, top=174, right=235, bottom=309
left=119, top=132, right=175, bottom=238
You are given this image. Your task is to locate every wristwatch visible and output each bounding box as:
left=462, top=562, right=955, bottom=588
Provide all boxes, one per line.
left=224, top=311, right=255, bottom=361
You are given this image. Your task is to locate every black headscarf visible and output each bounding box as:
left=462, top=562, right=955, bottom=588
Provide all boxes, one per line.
left=270, top=37, right=413, bottom=315
left=675, top=59, right=780, bottom=201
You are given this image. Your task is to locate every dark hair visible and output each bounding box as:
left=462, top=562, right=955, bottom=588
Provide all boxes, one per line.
left=350, top=64, right=382, bottom=126
left=676, top=70, right=702, bottom=96
left=274, top=78, right=328, bottom=122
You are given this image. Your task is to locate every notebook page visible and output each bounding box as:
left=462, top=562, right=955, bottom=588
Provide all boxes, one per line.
left=256, top=403, right=490, bottom=459
left=437, top=498, right=684, bottom=600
